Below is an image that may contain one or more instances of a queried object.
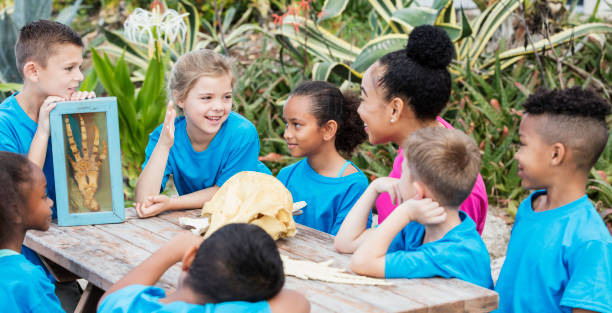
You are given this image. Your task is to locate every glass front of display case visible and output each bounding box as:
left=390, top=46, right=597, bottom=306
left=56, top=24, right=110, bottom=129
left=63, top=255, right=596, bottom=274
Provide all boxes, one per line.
left=61, top=112, right=113, bottom=213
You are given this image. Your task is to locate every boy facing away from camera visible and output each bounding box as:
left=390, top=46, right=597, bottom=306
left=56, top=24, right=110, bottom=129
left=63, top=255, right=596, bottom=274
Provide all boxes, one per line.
left=98, top=223, right=310, bottom=313
left=495, top=87, right=612, bottom=313
left=0, top=19, right=95, bottom=280
left=335, top=127, right=493, bottom=289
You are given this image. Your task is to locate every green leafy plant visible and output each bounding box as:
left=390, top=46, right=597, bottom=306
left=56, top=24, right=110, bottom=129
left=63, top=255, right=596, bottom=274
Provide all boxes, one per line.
left=90, top=47, right=168, bottom=198
left=273, top=0, right=612, bottom=82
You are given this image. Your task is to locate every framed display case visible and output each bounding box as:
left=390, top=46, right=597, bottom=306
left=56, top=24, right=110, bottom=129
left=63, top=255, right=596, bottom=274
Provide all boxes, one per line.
left=50, top=97, right=124, bottom=226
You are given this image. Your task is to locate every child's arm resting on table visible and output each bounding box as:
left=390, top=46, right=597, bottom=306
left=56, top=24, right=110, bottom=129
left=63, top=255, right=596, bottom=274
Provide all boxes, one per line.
left=98, top=232, right=202, bottom=308
left=350, top=199, right=444, bottom=277
left=334, top=178, right=403, bottom=253
left=134, top=102, right=175, bottom=208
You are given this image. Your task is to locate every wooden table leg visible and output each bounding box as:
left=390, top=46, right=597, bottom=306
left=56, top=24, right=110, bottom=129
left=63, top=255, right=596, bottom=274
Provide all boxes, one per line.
left=40, top=255, right=81, bottom=282
left=74, top=283, right=105, bottom=313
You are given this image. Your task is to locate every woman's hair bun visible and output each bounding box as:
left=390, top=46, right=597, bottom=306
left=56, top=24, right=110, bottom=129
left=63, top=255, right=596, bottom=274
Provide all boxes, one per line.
left=405, top=25, right=455, bottom=69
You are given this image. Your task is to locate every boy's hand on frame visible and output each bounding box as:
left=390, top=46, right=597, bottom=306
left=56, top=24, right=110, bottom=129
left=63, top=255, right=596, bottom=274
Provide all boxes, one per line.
left=399, top=198, right=446, bottom=226
left=372, top=177, right=404, bottom=205
left=37, top=96, right=64, bottom=133
left=67, top=91, right=96, bottom=101
left=135, top=195, right=175, bottom=218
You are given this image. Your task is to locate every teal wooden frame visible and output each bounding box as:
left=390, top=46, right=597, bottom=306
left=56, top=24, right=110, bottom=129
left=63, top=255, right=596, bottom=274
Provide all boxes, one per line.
left=50, top=97, right=124, bottom=226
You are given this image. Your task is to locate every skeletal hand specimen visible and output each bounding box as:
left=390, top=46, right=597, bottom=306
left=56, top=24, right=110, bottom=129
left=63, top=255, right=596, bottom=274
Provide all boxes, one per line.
left=281, top=255, right=393, bottom=286
left=65, top=114, right=108, bottom=211
left=201, top=171, right=296, bottom=240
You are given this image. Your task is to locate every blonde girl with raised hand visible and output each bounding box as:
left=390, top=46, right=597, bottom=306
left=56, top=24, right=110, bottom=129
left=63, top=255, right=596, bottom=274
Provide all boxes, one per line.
left=135, top=49, right=270, bottom=218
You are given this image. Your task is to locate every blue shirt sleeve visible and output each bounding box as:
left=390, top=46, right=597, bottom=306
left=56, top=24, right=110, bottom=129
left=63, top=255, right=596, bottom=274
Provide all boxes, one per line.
left=385, top=249, right=439, bottom=279
left=142, top=126, right=173, bottom=192
left=330, top=178, right=368, bottom=236
left=98, top=285, right=166, bottom=313
left=215, top=126, right=261, bottom=187
left=560, top=240, right=612, bottom=312
left=0, top=119, right=19, bottom=153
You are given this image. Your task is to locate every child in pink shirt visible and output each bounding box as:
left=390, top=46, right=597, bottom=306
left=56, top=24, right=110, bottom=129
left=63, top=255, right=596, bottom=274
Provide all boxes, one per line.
left=375, top=117, right=488, bottom=233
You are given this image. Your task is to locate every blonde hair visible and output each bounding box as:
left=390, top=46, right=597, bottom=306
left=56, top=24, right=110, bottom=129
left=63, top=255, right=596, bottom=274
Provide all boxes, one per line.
left=168, top=49, right=235, bottom=106
left=403, top=127, right=481, bottom=207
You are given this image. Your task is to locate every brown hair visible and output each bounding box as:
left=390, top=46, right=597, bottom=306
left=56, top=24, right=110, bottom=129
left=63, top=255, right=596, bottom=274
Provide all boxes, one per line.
left=15, top=20, right=83, bottom=78
left=0, top=151, right=34, bottom=245
left=168, top=49, right=235, bottom=111
left=403, top=127, right=481, bottom=207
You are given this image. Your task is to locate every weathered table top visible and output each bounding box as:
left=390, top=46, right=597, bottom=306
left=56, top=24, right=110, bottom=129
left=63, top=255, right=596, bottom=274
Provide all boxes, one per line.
left=24, top=208, right=498, bottom=312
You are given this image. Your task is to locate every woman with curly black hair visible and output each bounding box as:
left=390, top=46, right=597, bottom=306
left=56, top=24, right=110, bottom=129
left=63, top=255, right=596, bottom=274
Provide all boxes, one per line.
left=277, top=81, right=370, bottom=235
left=356, top=25, right=487, bottom=232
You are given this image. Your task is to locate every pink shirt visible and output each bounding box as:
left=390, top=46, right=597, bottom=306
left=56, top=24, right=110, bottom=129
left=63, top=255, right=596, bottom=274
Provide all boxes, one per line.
left=375, top=117, right=488, bottom=234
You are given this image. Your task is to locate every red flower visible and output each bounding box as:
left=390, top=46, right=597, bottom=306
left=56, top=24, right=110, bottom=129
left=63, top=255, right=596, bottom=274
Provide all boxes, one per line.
left=272, top=13, right=284, bottom=25
left=298, top=0, right=311, bottom=11
left=290, top=22, right=300, bottom=32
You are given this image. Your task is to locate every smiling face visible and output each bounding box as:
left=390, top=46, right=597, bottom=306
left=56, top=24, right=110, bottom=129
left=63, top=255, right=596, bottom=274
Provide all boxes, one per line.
left=282, top=95, right=325, bottom=157
left=23, top=164, right=54, bottom=231
left=515, top=114, right=553, bottom=189
left=358, top=63, right=394, bottom=145
left=178, top=74, right=233, bottom=139
left=34, top=43, right=84, bottom=98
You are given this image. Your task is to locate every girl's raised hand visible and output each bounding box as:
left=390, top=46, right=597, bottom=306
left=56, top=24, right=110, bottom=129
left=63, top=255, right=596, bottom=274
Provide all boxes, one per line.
left=158, top=101, right=176, bottom=149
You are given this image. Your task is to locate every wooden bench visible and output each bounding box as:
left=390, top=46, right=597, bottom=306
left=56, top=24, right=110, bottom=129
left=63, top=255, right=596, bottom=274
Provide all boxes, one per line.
left=24, top=208, right=498, bottom=312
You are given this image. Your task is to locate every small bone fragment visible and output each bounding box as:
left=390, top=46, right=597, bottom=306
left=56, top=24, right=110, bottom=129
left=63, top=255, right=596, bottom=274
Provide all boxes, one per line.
left=281, top=255, right=393, bottom=286
left=179, top=217, right=210, bottom=235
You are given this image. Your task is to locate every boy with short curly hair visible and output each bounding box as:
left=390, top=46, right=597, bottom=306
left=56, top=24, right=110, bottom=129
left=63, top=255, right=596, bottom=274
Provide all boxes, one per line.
left=495, top=87, right=612, bottom=313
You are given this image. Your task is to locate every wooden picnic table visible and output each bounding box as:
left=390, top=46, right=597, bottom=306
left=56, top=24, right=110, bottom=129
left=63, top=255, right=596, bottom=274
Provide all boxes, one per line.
left=24, top=208, right=498, bottom=312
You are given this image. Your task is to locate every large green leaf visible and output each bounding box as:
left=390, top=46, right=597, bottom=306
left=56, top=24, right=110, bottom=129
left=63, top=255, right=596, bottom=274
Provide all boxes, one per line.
left=0, top=12, right=20, bottom=83
left=351, top=34, right=408, bottom=73
left=490, top=23, right=612, bottom=65
left=367, top=0, right=398, bottom=25
left=55, top=0, right=83, bottom=25
left=275, top=15, right=361, bottom=62
left=103, top=29, right=148, bottom=61
left=13, top=0, right=51, bottom=29
left=0, top=82, right=22, bottom=92
left=318, top=0, right=350, bottom=21
left=391, top=7, right=438, bottom=31
left=179, top=0, right=199, bottom=53
left=465, top=0, right=520, bottom=63
left=312, top=61, right=361, bottom=81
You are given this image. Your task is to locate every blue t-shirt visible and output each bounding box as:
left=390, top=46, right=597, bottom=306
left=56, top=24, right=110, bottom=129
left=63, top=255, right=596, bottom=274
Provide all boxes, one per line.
left=0, top=93, right=55, bottom=281
left=143, top=112, right=271, bottom=195
left=0, top=251, right=64, bottom=313
left=276, top=158, right=369, bottom=235
left=0, top=93, right=56, bottom=216
left=98, top=285, right=272, bottom=313
left=384, top=211, right=493, bottom=289
left=494, top=190, right=612, bottom=313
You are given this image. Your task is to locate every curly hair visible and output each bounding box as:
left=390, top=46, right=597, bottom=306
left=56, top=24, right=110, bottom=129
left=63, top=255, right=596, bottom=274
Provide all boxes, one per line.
left=378, top=25, right=455, bottom=120
left=523, top=87, right=611, bottom=171
left=185, top=223, right=284, bottom=303
left=0, top=152, right=33, bottom=245
left=291, top=81, right=367, bottom=155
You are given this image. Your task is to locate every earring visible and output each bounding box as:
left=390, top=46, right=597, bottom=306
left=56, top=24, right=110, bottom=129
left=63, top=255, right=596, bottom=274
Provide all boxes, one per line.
left=390, top=118, right=395, bottom=123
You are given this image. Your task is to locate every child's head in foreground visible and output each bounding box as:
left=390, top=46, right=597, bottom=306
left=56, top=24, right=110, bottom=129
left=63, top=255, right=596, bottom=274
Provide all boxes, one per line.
left=0, top=151, right=53, bottom=247
left=516, top=87, right=611, bottom=189
left=182, top=223, right=284, bottom=303
left=283, top=80, right=367, bottom=157
left=16, top=20, right=84, bottom=97
left=399, top=127, right=481, bottom=208
left=168, top=49, right=235, bottom=136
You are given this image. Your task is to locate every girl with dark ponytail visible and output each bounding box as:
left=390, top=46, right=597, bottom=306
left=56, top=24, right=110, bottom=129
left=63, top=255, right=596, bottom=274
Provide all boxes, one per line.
left=339, top=25, right=488, bottom=238
left=277, top=80, right=370, bottom=235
